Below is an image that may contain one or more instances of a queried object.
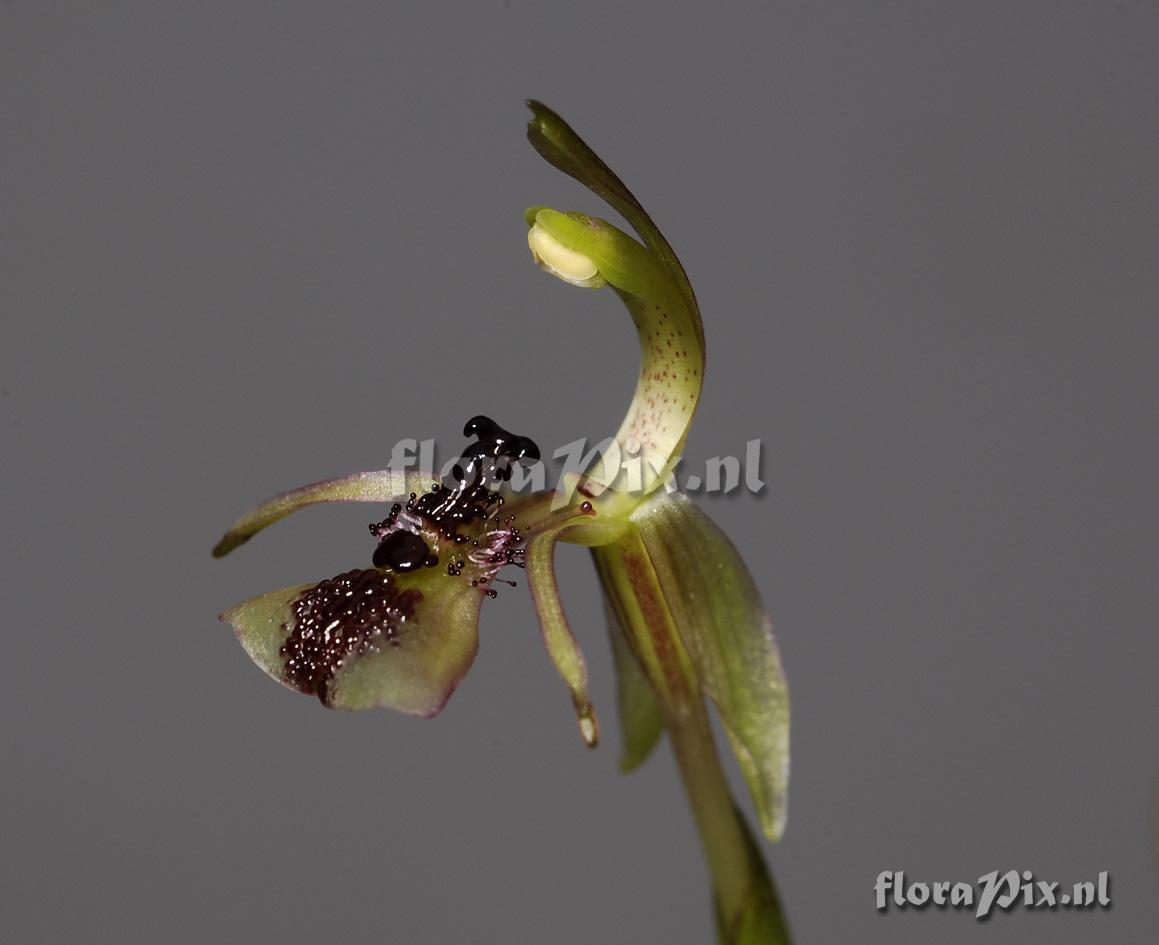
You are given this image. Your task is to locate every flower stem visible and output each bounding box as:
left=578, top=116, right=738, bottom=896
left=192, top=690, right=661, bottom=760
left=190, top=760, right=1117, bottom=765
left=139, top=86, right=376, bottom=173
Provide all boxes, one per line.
left=593, top=534, right=791, bottom=943
left=665, top=697, right=791, bottom=945
left=667, top=699, right=750, bottom=914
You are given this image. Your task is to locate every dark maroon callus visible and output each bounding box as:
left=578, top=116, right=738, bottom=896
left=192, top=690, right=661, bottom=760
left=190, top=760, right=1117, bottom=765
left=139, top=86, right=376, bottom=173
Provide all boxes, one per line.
left=364, top=416, right=541, bottom=591
left=280, top=569, right=422, bottom=705
left=453, top=415, right=541, bottom=484
left=372, top=529, right=431, bottom=571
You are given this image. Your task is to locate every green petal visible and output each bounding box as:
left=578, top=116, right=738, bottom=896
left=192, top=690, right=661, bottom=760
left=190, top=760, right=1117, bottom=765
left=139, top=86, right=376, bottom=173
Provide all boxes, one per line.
left=632, top=492, right=790, bottom=841
left=592, top=550, right=664, bottom=771
left=220, top=567, right=483, bottom=717
left=525, top=529, right=599, bottom=747
left=212, top=470, right=430, bottom=558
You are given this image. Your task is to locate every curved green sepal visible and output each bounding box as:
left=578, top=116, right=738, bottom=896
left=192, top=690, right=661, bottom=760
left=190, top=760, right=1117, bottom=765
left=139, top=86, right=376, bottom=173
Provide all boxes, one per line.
left=525, top=207, right=703, bottom=495
left=525, top=99, right=704, bottom=353
left=212, top=470, right=430, bottom=558
left=526, top=529, right=599, bottom=747
left=593, top=555, right=664, bottom=771
left=525, top=103, right=706, bottom=500
left=220, top=568, right=483, bottom=718
left=632, top=492, right=790, bottom=841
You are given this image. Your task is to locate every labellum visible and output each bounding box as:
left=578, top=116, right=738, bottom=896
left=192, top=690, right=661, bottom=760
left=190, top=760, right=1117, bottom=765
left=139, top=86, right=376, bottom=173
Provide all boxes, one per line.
left=219, top=415, right=603, bottom=736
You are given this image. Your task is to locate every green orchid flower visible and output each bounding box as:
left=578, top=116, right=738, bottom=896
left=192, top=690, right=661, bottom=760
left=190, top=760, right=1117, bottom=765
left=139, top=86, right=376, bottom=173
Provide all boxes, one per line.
left=214, top=101, right=791, bottom=945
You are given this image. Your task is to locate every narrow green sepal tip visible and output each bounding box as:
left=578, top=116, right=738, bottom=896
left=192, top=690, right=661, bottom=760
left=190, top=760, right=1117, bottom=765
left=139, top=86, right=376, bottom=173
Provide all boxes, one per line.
left=211, top=535, right=243, bottom=558
left=211, top=470, right=424, bottom=560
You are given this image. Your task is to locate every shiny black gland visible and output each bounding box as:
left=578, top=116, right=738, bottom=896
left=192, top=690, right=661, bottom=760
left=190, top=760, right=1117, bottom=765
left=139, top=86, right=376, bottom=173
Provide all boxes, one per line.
left=372, top=529, right=432, bottom=572
left=454, top=415, right=541, bottom=486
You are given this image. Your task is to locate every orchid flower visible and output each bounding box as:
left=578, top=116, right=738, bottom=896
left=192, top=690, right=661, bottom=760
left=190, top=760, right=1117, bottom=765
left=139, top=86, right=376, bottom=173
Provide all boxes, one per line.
left=214, top=102, right=791, bottom=945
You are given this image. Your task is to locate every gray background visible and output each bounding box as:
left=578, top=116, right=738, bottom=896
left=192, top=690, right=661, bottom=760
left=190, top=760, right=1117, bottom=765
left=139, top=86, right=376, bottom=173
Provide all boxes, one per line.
left=2, top=3, right=1156, bottom=943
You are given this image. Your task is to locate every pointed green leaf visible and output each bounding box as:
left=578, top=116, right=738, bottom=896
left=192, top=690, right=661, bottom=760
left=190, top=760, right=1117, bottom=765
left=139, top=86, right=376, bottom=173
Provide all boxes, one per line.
left=220, top=566, right=483, bottom=717
left=632, top=492, right=790, bottom=841
left=213, top=470, right=430, bottom=558
left=525, top=530, right=599, bottom=747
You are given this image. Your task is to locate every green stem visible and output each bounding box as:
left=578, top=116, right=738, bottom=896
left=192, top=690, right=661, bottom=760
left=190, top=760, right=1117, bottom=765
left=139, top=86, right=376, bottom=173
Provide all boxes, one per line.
left=666, top=699, right=790, bottom=945
left=666, top=698, right=755, bottom=917
left=593, top=535, right=791, bottom=944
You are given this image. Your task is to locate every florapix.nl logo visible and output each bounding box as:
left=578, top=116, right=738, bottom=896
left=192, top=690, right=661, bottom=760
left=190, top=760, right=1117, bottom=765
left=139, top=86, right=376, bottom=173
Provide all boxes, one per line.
left=384, top=434, right=766, bottom=508
left=874, top=869, right=1111, bottom=920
